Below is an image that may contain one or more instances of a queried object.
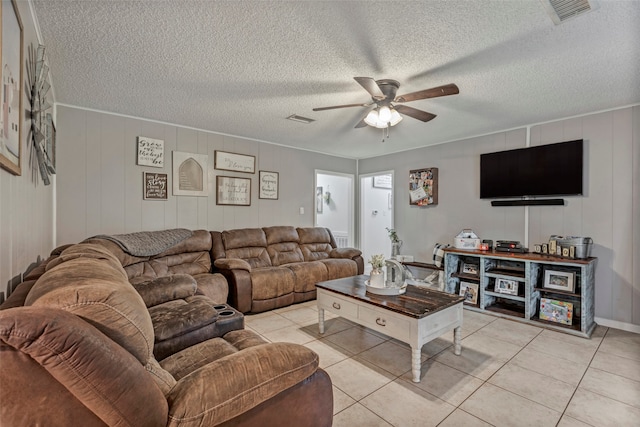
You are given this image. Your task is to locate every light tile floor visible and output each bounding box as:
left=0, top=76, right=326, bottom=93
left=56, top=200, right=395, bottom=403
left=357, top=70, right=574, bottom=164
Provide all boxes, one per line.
left=245, top=301, right=640, bottom=427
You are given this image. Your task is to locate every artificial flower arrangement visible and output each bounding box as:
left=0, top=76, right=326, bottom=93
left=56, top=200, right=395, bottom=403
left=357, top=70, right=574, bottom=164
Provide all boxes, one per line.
left=368, top=254, right=385, bottom=269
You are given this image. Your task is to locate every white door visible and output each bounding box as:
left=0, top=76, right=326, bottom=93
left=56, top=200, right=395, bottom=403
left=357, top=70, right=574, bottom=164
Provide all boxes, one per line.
left=360, top=172, right=394, bottom=273
left=315, top=170, right=354, bottom=247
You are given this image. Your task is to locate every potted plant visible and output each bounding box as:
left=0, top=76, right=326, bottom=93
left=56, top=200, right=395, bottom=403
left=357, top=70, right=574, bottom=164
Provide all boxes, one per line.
left=386, top=227, right=402, bottom=257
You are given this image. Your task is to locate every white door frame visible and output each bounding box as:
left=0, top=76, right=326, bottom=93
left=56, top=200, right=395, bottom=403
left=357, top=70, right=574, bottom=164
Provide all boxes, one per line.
left=314, top=170, right=355, bottom=247
left=359, top=170, right=394, bottom=267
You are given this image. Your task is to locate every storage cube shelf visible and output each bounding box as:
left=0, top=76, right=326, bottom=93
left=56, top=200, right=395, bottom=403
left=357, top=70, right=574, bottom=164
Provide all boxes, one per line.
left=443, top=248, right=596, bottom=338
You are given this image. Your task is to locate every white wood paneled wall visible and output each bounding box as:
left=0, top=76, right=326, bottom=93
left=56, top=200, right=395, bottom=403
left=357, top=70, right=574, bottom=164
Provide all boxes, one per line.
left=55, top=106, right=357, bottom=246
left=0, top=1, right=55, bottom=300
left=360, top=106, right=640, bottom=330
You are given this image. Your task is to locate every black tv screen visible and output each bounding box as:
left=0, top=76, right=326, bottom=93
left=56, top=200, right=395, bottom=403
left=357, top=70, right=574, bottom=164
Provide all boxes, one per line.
left=480, top=139, right=583, bottom=199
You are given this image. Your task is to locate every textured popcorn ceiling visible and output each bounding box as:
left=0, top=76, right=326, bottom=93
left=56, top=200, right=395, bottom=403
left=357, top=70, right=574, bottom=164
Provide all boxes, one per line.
left=33, top=0, right=640, bottom=159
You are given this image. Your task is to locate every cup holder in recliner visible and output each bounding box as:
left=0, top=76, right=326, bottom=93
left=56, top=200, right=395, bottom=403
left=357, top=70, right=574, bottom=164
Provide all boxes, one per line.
left=213, top=304, right=228, bottom=310
left=219, top=310, right=236, bottom=317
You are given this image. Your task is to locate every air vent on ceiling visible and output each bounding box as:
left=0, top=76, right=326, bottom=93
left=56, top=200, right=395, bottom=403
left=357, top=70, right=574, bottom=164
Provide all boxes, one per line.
left=286, top=114, right=315, bottom=124
left=540, top=0, right=598, bottom=25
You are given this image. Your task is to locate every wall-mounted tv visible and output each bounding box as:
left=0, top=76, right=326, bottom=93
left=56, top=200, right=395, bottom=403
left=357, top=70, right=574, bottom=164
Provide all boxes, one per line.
left=480, top=139, right=583, bottom=199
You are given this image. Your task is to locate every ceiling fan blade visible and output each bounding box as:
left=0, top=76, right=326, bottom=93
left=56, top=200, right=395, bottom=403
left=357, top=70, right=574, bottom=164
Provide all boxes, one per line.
left=354, top=119, right=368, bottom=128
left=354, top=77, right=385, bottom=100
left=394, top=105, right=437, bottom=122
left=394, top=83, right=459, bottom=103
left=313, top=103, right=370, bottom=112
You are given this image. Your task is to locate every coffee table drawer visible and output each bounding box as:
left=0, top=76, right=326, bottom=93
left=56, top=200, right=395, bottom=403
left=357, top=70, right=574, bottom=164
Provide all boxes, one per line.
left=317, top=291, right=358, bottom=318
left=358, top=305, right=411, bottom=341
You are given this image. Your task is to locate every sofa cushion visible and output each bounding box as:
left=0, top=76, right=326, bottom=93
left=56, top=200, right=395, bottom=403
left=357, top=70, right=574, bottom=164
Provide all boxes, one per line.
left=227, top=246, right=272, bottom=268
left=133, top=274, right=197, bottom=308
left=148, top=296, right=219, bottom=342
left=321, top=258, right=358, bottom=280
left=223, top=228, right=267, bottom=249
left=300, top=242, right=333, bottom=262
left=284, top=261, right=328, bottom=293
left=165, top=342, right=319, bottom=427
left=25, top=249, right=155, bottom=366
left=267, top=241, right=304, bottom=266
left=160, top=330, right=266, bottom=380
left=193, top=272, right=229, bottom=303
left=0, top=307, right=168, bottom=427
left=250, top=267, right=295, bottom=301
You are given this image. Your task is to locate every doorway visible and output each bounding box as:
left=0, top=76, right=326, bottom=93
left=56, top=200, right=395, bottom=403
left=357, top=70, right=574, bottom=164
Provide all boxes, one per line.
left=314, top=170, right=355, bottom=247
left=360, top=171, right=394, bottom=273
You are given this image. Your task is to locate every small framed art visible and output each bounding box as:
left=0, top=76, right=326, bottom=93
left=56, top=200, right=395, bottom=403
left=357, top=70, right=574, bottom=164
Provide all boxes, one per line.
left=539, top=298, right=573, bottom=325
left=216, top=176, right=251, bottom=206
left=543, top=269, right=576, bottom=293
left=258, top=170, right=278, bottom=199
left=495, top=278, right=519, bottom=295
left=461, top=262, right=478, bottom=275
left=459, top=282, right=479, bottom=305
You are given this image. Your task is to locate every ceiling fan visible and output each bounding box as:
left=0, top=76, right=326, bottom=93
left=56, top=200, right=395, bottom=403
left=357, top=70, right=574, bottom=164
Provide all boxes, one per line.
left=313, top=77, right=459, bottom=129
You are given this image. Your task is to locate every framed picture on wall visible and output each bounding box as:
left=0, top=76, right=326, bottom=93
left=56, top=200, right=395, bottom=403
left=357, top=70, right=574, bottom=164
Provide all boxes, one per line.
left=258, top=170, right=278, bottom=199
left=216, top=176, right=251, bottom=206
left=172, top=151, right=208, bottom=196
left=0, top=0, right=24, bottom=176
left=409, top=168, right=438, bottom=206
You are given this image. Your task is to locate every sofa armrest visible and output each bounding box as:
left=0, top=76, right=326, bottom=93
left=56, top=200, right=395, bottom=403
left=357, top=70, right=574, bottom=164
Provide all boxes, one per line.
left=330, top=247, right=362, bottom=259
left=166, top=342, right=319, bottom=426
left=133, top=274, right=197, bottom=307
left=214, top=258, right=252, bottom=272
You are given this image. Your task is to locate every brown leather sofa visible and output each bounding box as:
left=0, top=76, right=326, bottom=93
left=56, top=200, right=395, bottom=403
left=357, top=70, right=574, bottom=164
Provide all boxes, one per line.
left=212, top=226, right=364, bottom=313
left=0, top=242, right=333, bottom=426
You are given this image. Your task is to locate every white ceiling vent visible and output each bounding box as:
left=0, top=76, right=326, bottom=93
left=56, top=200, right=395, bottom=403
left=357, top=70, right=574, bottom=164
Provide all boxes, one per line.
left=286, top=114, right=315, bottom=124
left=540, top=0, right=599, bottom=25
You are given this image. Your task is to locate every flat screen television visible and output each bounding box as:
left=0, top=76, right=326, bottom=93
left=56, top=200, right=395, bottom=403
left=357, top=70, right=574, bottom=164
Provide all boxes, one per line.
left=480, top=139, right=583, bottom=199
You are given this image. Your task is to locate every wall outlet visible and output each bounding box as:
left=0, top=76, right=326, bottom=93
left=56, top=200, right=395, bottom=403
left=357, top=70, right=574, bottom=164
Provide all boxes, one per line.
left=299, top=207, right=304, bottom=215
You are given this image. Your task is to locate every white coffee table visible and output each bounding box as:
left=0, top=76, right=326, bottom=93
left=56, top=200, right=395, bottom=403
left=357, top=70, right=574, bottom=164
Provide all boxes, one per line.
left=316, top=275, right=463, bottom=383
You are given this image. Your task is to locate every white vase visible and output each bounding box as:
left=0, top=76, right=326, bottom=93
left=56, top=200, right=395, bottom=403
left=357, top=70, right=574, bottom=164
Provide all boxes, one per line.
left=369, top=268, right=385, bottom=288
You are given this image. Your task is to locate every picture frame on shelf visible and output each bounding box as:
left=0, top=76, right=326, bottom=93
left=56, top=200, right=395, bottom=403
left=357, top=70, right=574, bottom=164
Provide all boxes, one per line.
left=0, top=0, right=24, bottom=176
left=539, top=298, right=573, bottom=325
left=543, top=269, right=576, bottom=293
left=495, top=278, right=519, bottom=295
left=460, top=262, right=478, bottom=275
left=459, top=281, right=478, bottom=305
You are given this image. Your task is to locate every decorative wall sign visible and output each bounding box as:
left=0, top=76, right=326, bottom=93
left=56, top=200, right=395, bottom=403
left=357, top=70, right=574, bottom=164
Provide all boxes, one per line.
left=137, top=136, right=164, bottom=167
left=409, top=167, right=438, bottom=206
left=172, top=151, right=208, bottom=197
left=259, top=170, right=278, bottom=199
left=143, top=172, right=168, bottom=200
left=0, top=0, right=24, bottom=176
left=216, top=176, right=251, bottom=206
left=373, top=174, right=392, bottom=189
left=214, top=150, right=255, bottom=173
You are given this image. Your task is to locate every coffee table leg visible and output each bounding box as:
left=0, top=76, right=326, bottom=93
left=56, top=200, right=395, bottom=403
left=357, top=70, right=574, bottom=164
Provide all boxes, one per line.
left=454, top=326, right=461, bottom=355
left=411, top=347, right=421, bottom=383
left=318, top=307, right=325, bottom=334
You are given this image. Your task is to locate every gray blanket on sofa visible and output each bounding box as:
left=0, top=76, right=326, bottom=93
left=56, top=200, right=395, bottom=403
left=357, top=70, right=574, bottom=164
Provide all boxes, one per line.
left=90, top=228, right=193, bottom=257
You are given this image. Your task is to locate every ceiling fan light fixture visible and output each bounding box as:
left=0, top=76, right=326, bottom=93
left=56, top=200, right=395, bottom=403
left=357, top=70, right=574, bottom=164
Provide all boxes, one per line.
left=378, top=106, right=391, bottom=123
left=364, top=109, right=380, bottom=127
left=389, top=108, right=403, bottom=126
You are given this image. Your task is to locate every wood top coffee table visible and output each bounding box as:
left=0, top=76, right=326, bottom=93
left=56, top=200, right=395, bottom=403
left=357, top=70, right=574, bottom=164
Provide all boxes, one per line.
left=316, top=274, right=464, bottom=383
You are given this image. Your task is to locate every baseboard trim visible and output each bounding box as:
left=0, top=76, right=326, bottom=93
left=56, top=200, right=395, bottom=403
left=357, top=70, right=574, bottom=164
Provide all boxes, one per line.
left=595, top=317, right=640, bottom=335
